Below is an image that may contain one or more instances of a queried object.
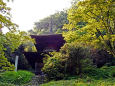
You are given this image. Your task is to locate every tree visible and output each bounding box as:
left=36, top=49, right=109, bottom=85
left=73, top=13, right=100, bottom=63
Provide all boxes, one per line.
left=0, top=0, right=35, bottom=71
left=28, top=11, right=68, bottom=35
left=42, top=42, right=92, bottom=79
left=0, top=0, right=17, bottom=71
left=4, top=30, right=36, bottom=70
left=63, top=0, right=115, bottom=56
left=0, top=0, right=17, bottom=30
left=60, top=43, right=92, bottom=75
left=5, top=31, right=35, bottom=52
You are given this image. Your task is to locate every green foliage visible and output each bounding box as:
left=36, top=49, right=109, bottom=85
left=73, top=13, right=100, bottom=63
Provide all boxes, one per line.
left=0, top=0, right=34, bottom=72
left=0, top=82, right=15, bottom=86
left=83, top=68, right=110, bottom=79
left=0, top=0, right=17, bottom=30
left=0, top=55, right=14, bottom=72
left=60, top=42, right=93, bottom=75
left=42, top=42, right=93, bottom=80
left=0, top=0, right=35, bottom=71
left=42, top=55, right=64, bottom=80
left=0, top=0, right=17, bottom=72
left=83, top=66, right=115, bottom=80
left=101, top=66, right=115, bottom=77
left=4, top=30, right=36, bottom=70
left=41, top=78, right=115, bottom=86
left=0, top=30, right=35, bottom=71
left=41, top=66, right=115, bottom=85
left=0, top=70, right=34, bottom=85
left=5, top=31, right=35, bottom=52
left=0, top=34, right=15, bottom=72
left=63, top=31, right=78, bottom=43
left=29, top=11, right=68, bottom=35
left=63, top=0, right=115, bottom=56
left=41, top=66, right=115, bottom=86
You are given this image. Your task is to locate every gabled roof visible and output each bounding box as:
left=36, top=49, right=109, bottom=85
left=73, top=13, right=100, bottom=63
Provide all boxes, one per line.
left=31, top=34, right=65, bottom=52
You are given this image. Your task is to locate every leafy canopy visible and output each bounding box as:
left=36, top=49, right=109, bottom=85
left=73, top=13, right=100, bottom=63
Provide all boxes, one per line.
left=63, top=0, right=115, bottom=56
left=0, top=0, right=35, bottom=71
left=29, top=11, right=68, bottom=35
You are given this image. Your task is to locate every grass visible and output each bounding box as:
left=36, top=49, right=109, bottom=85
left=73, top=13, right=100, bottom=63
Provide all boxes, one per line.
left=0, top=70, right=34, bottom=85
left=0, top=66, right=115, bottom=86
left=41, top=66, right=115, bottom=86
left=0, top=77, right=115, bottom=86
left=0, top=82, right=15, bottom=86
left=41, top=78, right=115, bottom=86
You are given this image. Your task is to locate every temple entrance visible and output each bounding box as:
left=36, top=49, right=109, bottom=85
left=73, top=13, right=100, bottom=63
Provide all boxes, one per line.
left=35, top=62, right=44, bottom=75
left=24, top=34, right=65, bottom=75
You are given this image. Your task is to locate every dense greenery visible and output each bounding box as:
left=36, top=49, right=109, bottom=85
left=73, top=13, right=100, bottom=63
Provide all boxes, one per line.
left=42, top=0, right=115, bottom=84
left=42, top=53, right=64, bottom=80
left=28, top=11, right=68, bottom=35
left=0, top=0, right=16, bottom=71
left=0, top=0, right=115, bottom=85
left=42, top=42, right=93, bottom=80
left=41, top=66, right=115, bottom=86
left=0, top=70, right=34, bottom=85
left=0, top=82, right=15, bottom=86
left=41, top=79, right=115, bottom=86
left=0, top=0, right=35, bottom=71
left=4, top=31, right=35, bottom=70
left=0, top=30, right=35, bottom=71
left=63, top=0, right=115, bottom=56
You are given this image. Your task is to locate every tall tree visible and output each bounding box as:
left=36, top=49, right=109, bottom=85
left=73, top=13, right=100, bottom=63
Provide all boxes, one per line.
left=0, top=0, right=35, bottom=71
left=28, top=11, right=68, bottom=35
left=63, top=0, right=115, bottom=56
left=0, top=0, right=17, bottom=71
left=0, top=0, right=17, bottom=30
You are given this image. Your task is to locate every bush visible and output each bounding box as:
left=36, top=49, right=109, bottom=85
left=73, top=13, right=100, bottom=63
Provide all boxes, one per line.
left=101, top=66, right=115, bottom=77
left=42, top=42, right=93, bottom=80
left=0, top=70, right=34, bottom=85
left=41, top=79, right=115, bottom=86
left=60, top=43, right=93, bottom=75
left=83, top=68, right=110, bottom=79
left=0, top=82, right=15, bottom=86
left=91, top=49, right=115, bottom=68
left=82, top=66, right=115, bottom=80
left=42, top=55, right=64, bottom=80
left=0, top=55, right=15, bottom=72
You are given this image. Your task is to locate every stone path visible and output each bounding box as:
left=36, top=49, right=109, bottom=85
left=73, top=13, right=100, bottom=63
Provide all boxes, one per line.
left=24, top=75, right=47, bottom=86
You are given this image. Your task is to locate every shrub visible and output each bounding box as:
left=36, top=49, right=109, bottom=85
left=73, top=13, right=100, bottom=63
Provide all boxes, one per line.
left=60, top=43, right=93, bottom=75
left=41, top=78, right=115, bottom=86
left=42, top=55, right=64, bottom=80
left=83, top=66, right=115, bottom=80
left=101, top=66, right=115, bottom=77
left=91, top=49, right=115, bottom=68
left=0, top=82, right=15, bottom=86
left=42, top=42, right=93, bottom=80
left=83, top=68, right=110, bottom=79
left=0, top=70, right=34, bottom=85
left=0, top=55, right=15, bottom=72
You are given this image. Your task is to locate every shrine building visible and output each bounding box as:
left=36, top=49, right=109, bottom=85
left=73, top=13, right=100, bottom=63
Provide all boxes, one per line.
left=24, top=34, right=65, bottom=75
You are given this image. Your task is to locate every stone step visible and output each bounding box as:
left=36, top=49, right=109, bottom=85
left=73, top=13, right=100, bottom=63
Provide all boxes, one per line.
left=26, top=75, right=47, bottom=86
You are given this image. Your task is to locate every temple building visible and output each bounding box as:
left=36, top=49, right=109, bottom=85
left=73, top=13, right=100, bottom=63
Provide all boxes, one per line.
left=24, top=34, right=65, bottom=75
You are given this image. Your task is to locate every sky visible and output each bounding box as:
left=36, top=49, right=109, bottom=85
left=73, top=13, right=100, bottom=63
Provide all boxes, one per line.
left=3, top=0, right=72, bottom=33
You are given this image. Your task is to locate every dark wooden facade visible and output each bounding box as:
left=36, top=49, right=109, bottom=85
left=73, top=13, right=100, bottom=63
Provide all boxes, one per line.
left=24, top=34, right=65, bottom=75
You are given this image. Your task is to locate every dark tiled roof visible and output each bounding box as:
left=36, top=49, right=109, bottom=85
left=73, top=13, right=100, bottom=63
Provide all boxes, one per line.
left=30, top=34, right=65, bottom=52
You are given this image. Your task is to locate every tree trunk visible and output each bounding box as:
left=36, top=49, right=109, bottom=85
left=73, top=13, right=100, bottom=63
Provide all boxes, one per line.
left=78, top=59, right=82, bottom=75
